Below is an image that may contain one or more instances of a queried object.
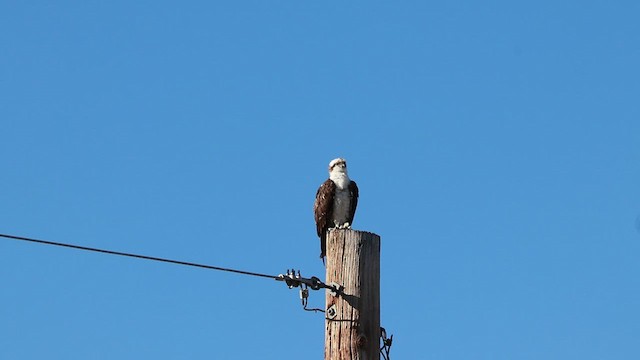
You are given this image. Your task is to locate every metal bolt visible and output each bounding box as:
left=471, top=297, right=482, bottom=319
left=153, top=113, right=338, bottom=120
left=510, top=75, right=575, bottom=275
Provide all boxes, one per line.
left=327, top=304, right=337, bottom=319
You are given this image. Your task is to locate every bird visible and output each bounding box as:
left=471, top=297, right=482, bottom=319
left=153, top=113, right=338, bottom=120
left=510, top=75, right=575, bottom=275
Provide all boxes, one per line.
left=314, top=158, right=359, bottom=261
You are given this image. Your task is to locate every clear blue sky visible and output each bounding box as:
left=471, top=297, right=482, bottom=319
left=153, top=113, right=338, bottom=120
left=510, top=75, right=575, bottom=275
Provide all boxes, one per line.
left=2, top=1, right=639, bottom=359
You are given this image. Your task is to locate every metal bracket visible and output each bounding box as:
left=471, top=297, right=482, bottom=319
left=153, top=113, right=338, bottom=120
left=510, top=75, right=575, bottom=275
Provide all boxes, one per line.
left=328, top=282, right=343, bottom=297
left=326, top=304, right=337, bottom=319
left=277, top=269, right=345, bottom=314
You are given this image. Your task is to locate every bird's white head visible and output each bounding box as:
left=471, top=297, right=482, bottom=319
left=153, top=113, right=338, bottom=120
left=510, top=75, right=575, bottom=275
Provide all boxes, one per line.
left=328, top=158, right=348, bottom=175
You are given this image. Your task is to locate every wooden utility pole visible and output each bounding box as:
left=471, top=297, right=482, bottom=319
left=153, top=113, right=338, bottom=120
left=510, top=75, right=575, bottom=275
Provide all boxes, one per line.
left=325, top=228, right=380, bottom=360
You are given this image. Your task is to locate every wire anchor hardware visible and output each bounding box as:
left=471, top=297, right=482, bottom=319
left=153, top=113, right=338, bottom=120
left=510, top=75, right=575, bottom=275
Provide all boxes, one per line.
left=276, top=269, right=342, bottom=313
left=380, top=326, right=393, bottom=360
left=276, top=268, right=342, bottom=294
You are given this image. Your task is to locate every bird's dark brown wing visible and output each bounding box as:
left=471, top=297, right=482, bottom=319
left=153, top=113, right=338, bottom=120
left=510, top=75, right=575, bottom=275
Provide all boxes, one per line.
left=314, top=179, right=335, bottom=258
left=347, top=180, right=359, bottom=226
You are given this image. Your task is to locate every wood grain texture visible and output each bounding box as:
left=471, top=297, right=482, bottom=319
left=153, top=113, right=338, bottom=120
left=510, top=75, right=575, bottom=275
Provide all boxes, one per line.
left=325, top=229, right=380, bottom=360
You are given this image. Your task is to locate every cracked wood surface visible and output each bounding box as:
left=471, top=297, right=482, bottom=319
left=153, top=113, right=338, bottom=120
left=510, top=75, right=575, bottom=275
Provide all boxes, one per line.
left=325, top=229, right=380, bottom=360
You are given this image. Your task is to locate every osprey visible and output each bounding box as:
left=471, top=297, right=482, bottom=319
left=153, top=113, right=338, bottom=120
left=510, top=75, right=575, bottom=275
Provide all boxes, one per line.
left=314, top=158, right=359, bottom=260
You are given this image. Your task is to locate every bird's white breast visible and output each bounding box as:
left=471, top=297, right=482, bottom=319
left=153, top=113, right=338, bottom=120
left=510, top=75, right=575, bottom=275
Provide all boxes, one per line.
left=332, top=189, right=351, bottom=225
left=330, top=173, right=351, bottom=226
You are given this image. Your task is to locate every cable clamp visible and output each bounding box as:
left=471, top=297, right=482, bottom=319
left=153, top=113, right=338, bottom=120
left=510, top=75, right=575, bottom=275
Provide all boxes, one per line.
left=328, top=282, right=343, bottom=297
left=276, top=268, right=326, bottom=291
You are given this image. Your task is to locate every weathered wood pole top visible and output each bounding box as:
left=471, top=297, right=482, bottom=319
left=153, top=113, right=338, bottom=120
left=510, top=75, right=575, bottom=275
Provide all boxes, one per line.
left=325, top=228, right=380, bottom=360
